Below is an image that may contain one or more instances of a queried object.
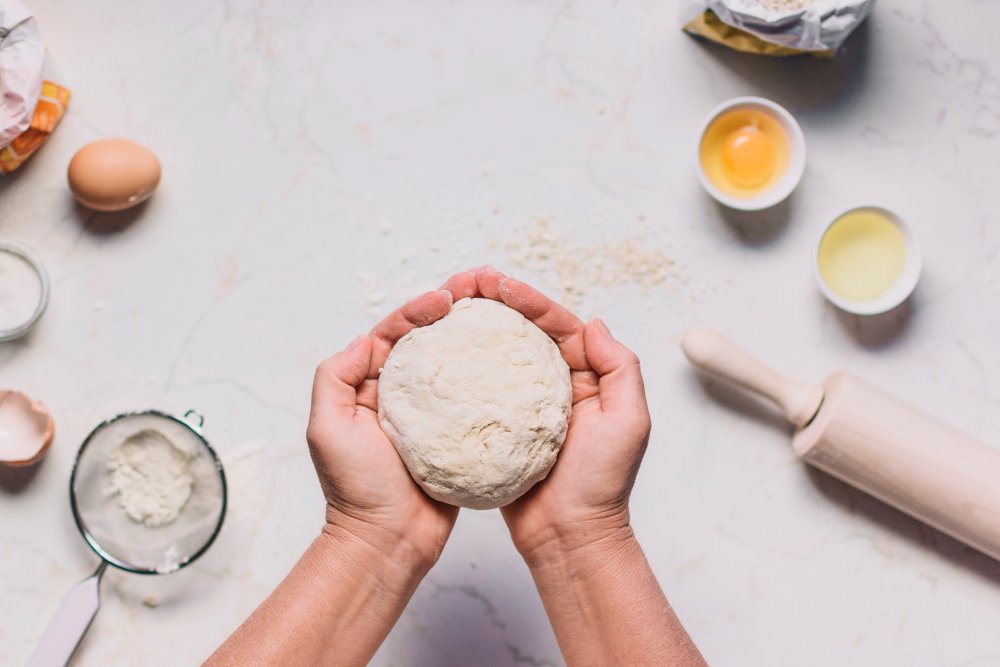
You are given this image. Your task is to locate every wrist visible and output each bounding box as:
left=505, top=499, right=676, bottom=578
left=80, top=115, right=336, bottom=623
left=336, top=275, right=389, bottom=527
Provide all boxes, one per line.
left=515, top=508, right=636, bottom=573
left=319, top=511, right=433, bottom=595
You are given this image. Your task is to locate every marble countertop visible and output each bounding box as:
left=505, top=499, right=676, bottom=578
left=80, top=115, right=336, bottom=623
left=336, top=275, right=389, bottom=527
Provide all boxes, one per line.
left=2, top=1, right=999, bottom=664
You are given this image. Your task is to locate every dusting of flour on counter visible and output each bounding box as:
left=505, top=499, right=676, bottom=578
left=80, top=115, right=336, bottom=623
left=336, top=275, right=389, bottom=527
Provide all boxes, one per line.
left=506, top=215, right=681, bottom=307
left=356, top=271, right=387, bottom=317
left=107, top=430, right=194, bottom=527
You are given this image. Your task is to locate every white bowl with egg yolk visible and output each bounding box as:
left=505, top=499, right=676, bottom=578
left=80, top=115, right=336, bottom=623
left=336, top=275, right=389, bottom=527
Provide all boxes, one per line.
left=696, top=96, right=806, bottom=211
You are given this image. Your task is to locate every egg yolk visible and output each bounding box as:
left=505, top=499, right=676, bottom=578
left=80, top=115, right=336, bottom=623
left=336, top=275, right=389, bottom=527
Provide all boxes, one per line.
left=721, top=124, right=775, bottom=188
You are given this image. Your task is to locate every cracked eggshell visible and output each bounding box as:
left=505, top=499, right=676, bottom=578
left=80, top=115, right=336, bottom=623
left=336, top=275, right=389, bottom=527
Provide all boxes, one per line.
left=0, top=389, right=55, bottom=467
left=377, top=298, right=572, bottom=509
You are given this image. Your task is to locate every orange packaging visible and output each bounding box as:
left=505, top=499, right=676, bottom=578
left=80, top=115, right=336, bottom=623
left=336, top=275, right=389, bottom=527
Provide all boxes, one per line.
left=0, top=81, right=71, bottom=174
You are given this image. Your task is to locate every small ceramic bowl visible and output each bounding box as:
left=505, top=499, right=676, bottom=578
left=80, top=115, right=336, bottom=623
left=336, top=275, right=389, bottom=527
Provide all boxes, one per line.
left=0, top=241, right=50, bottom=342
left=696, top=96, right=806, bottom=211
left=815, top=206, right=922, bottom=316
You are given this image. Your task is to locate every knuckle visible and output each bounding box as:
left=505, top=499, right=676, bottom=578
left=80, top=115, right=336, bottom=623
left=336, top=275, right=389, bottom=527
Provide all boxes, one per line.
left=314, top=356, right=339, bottom=380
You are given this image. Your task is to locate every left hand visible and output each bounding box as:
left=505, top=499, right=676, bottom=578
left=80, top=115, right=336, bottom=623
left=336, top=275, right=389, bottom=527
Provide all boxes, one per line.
left=306, top=289, right=460, bottom=570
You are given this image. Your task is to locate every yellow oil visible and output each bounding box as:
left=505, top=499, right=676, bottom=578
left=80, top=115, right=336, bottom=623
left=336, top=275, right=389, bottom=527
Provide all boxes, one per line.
left=699, top=108, right=790, bottom=198
left=818, top=209, right=907, bottom=302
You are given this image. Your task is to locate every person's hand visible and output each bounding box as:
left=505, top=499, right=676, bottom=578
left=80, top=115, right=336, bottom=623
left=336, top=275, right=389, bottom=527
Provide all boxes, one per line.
left=440, top=267, right=651, bottom=563
left=307, top=289, right=460, bottom=571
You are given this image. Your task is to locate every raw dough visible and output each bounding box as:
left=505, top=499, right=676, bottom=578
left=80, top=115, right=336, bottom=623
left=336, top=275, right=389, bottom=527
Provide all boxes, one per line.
left=378, top=298, right=572, bottom=509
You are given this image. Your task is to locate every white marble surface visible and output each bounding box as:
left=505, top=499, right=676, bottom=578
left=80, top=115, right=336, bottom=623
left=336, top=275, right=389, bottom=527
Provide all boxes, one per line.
left=2, top=1, right=1000, bottom=665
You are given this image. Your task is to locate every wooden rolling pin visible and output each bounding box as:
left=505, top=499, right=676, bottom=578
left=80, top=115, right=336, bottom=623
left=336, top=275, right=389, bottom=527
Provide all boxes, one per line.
left=681, top=328, right=1000, bottom=561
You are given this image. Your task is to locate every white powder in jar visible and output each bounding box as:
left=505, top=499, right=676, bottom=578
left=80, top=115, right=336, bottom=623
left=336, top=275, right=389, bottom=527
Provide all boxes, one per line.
left=0, top=248, right=43, bottom=332
left=107, top=429, right=195, bottom=527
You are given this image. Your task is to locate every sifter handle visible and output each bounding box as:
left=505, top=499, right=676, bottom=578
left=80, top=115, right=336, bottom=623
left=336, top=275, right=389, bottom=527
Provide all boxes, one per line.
left=681, top=328, right=824, bottom=428
left=26, top=561, right=106, bottom=667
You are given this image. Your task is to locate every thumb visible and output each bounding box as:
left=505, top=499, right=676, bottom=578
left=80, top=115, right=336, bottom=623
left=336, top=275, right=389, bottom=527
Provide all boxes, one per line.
left=311, top=335, right=373, bottom=422
left=583, top=319, right=649, bottom=424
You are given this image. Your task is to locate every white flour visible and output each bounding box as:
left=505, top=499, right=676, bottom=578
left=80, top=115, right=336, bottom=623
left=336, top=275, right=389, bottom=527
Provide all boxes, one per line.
left=156, top=542, right=182, bottom=574
left=107, top=430, right=194, bottom=527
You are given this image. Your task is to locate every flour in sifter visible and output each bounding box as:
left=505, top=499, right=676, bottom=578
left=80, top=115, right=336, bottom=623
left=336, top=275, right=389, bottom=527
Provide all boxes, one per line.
left=106, top=429, right=195, bottom=527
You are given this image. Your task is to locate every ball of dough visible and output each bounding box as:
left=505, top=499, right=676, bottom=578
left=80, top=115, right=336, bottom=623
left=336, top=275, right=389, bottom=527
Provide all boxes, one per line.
left=378, top=298, right=572, bottom=509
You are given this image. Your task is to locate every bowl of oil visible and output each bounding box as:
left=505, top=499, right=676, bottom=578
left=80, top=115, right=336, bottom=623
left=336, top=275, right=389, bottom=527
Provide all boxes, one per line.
left=697, top=97, right=806, bottom=211
left=816, top=206, right=921, bottom=316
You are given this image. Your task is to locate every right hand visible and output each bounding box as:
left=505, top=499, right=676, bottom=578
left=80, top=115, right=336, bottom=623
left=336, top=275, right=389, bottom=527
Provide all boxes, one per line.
left=441, top=267, right=652, bottom=562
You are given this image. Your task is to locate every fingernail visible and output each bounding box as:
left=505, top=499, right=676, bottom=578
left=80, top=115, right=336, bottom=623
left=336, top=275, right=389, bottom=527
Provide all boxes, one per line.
left=498, top=276, right=512, bottom=298
left=424, top=288, right=452, bottom=302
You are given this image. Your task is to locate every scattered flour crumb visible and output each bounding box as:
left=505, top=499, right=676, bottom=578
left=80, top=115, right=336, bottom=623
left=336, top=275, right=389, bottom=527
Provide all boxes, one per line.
left=106, top=430, right=194, bottom=528
left=142, top=595, right=159, bottom=608
left=505, top=215, right=682, bottom=307
left=156, top=543, right=182, bottom=574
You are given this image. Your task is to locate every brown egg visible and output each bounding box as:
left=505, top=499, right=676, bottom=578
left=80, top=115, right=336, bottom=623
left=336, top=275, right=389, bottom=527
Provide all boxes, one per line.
left=68, top=138, right=161, bottom=212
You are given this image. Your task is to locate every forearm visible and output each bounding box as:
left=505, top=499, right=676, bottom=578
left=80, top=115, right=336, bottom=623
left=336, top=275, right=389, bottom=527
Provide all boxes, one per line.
left=206, top=524, right=427, bottom=666
left=524, top=524, right=705, bottom=666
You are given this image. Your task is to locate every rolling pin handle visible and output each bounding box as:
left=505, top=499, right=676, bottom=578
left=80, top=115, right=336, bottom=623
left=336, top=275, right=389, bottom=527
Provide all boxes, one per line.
left=26, top=561, right=107, bottom=667
left=681, top=328, right=824, bottom=428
